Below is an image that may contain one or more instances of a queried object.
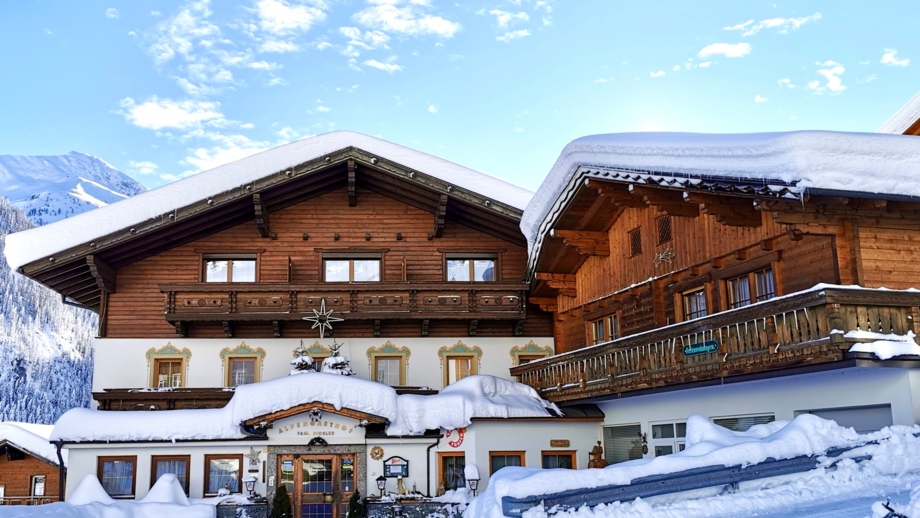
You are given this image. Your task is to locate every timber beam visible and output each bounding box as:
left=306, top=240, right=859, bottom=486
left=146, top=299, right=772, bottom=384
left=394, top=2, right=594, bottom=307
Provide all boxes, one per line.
left=468, top=319, right=479, bottom=336
left=174, top=321, right=188, bottom=338
left=529, top=297, right=558, bottom=313
left=628, top=185, right=699, bottom=217
left=590, top=180, right=646, bottom=208
left=253, top=194, right=271, bottom=238
left=272, top=320, right=282, bottom=338
left=433, top=194, right=448, bottom=238
left=373, top=319, right=381, bottom=337
left=683, top=193, right=762, bottom=227
left=348, top=159, right=357, bottom=207
left=421, top=319, right=430, bottom=336
left=222, top=321, right=234, bottom=338
left=550, top=229, right=610, bottom=256
left=514, top=319, right=525, bottom=336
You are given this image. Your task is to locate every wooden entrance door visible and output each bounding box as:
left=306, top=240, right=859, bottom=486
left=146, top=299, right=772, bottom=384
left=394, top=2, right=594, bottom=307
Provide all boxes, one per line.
left=278, top=454, right=356, bottom=518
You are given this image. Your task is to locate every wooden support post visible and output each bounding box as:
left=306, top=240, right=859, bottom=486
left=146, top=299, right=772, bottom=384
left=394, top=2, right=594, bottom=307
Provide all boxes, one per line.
left=174, top=321, right=188, bottom=338
left=253, top=194, right=271, bottom=238
left=373, top=319, right=381, bottom=337
left=86, top=255, right=116, bottom=293
left=468, top=319, right=479, bottom=336
left=222, top=321, right=234, bottom=338
left=272, top=320, right=282, bottom=338
left=433, top=194, right=448, bottom=238
left=421, top=319, right=430, bottom=337
left=347, top=159, right=357, bottom=207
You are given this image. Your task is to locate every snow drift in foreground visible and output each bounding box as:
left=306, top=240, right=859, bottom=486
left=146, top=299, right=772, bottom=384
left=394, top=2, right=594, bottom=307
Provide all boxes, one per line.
left=52, top=374, right=559, bottom=442
left=467, top=414, right=920, bottom=518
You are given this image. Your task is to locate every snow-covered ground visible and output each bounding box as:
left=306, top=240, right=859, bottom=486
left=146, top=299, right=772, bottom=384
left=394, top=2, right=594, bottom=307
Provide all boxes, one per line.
left=8, top=414, right=920, bottom=517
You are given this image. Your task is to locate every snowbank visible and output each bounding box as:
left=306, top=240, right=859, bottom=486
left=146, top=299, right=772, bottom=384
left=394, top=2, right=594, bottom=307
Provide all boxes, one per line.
left=847, top=330, right=920, bottom=360
left=4, top=130, right=533, bottom=271
left=522, top=131, right=920, bottom=254
left=52, top=375, right=558, bottom=442
left=0, top=422, right=65, bottom=466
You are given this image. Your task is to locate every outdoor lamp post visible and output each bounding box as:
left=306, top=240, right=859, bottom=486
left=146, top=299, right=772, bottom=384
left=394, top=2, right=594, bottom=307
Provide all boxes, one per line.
left=376, top=475, right=387, bottom=497
left=243, top=476, right=256, bottom=496
left=467, top=477, right=479, bottom=496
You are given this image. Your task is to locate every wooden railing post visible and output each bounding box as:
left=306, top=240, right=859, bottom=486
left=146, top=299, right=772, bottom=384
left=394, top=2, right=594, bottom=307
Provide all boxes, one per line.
left=825, top=303, right=845, bottom=346
left=911, top=307, right=920, bottom=344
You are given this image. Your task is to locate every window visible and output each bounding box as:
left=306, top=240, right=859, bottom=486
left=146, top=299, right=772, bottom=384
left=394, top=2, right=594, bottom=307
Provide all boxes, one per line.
left=490, top=452, right=524, bottom=474
left=373, top=356, right=404, bottom=386
left=204, top=455, right=242, bottom=495
left=650, top=422, right=686, bottom=457
left=517, top=354, right=545, bottom=365
left=98, top=456, right=137, bottom=498
left=541, top=451, right=575, bottom=469
left=227, top=357, right=257, bottom=386
left=628, top=228, right=642, bottom=257
left=712, top=414, right=775, bottom=432
left=603, top=424, right=644, bottom=464
left=444, top=356, right=476, bottom=386
left=153, top=359, right=184, bottom=388
left=656, top=215, right=672, bottom=245
left=681, top=287, right=707, bottom=320
left=590, top=314, right=620, bottom=345
left=438, top=453, right=466, bottom=491
left=204, top=256, right=256, bottom=282
left=30, top=475, right=45, bottom=497
left=446, top=257, right=496, bottom=282
left=311, top=355, right=328, bottom=372
left=727, top=267, right=776, bottom=309
left=152, top=456, right=190, bottom=495
left=324, top=255, right=381, bottom=282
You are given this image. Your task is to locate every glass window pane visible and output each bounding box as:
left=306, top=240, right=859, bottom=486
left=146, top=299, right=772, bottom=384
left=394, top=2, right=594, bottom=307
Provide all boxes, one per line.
left=676, top=422, right=687, bottom=438
left=208, top=458, right=239, bottom=493
left=683, top=290, right=707, bottom=320
left=155, top=459, right=188, bottom=492
left=756, top=268, right=776, bottom=301
left=325, top=260, right=350, bottom=282
left=651, top=424, right=674, bottom=439
left=230, top=359, right=255, bottom=386
left=340, top=457, right=354, bottom=492
left=101, top=459, right=134, bottom=496
left=232, top=260, right=255, bottom=282
left=376, top=358, right=400, bottom=386
left=473, top=260, right=495, bottom=281
left=491, top=454, right=521, bottom=474
left=542, top=454, right=573, bottom=469
left=447, top=259, right=470, bottom=282
left=729, top=276, right=751, bottom=308
left=280, top=458, right=295, bottom=495
left=353, top=260, right=380, bottom=282
left=206, top=260, right=228, bottom=282
left=303, top=460, right=333, bottom=493
left=654, top=445, right=674, bottom=457
left=442, top=456, right=465, bottom=491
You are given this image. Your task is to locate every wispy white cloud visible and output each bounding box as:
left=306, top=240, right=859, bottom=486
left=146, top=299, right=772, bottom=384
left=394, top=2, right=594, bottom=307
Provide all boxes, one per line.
left=276, top=126, right=299, bottom=140
left=881, top=48, right=910, bottom=67
left=697, top=42, right=751, bottom=58
left=650, top=70, right=665, bottom=78
left=496, top=29, right=529, bottom=43
left=363, top=58, right=403, bottom=73
left=129, top=161, right=159, bottom=175
left=427, top=104, right=437, bottom=113
left=724, top=13, right=821, bottom=37
left=778, top=77, right=795, bottom=88
left=339, top=26, right=390, bottom=58
left=353, top=1, right=460, bottom=38
left=105, top=8, right=120, bottom=19
left=118, top=97, right=224, bottom=131
left=254, top=0, right=328, bottom=36
left=181, top=132, right=271, bottom=175
left=259, top=39, right=300, bottom=53
left=754, top=94, right=768, bottom=103
left=489, top=9, right=528, bottom=27
left=806, top=60, right=846, bottom=95
left=857, top=74, right=877, bottom=84
left=151, top=10, right=162, bottom=17
left=248, top=60, right=281, bottom=71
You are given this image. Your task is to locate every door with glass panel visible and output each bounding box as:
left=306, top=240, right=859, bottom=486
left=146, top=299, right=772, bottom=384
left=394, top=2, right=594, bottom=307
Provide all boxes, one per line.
left=278, top=454, right=356, bottom=518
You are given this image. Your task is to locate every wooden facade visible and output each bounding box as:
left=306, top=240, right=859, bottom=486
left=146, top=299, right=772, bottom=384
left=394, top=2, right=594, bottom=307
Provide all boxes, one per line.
left=0, top=443, right=61, bottom=505
left=517, top=174, right=920, bottom=403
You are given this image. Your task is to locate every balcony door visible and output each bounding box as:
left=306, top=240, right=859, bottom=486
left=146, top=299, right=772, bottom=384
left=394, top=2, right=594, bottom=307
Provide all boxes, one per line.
left=278, top=454, right=356, bottom=518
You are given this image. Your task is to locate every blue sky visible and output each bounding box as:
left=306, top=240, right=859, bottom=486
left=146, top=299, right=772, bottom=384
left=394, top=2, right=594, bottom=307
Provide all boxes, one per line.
left=1, top=1, right=918, bottom=191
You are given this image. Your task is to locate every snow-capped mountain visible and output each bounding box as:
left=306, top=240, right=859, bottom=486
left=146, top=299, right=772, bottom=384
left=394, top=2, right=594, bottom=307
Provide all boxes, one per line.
left=0, top=151, right=144, bottom=423
left=0, top=151, right=146, bottom=225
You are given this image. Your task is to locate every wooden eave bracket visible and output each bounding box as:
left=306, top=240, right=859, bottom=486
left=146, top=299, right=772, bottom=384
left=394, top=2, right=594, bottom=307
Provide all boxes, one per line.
left=253, top=194, right=271, bottom=238
left=174, top=321, right=188, bottom=338
left=684, top=192, right=762, bottom=227
left=86, top=255, right=116, bottom=293
left=528, top=297, right=558, bottom=313
left=421, top=319, right=430, bottom=336
left=589, top=180, right=646, bottom=208
left=433, top=194, right=448, bottom=238
left=272, top=320, right=282, bottom=338
left=535, top=272, right=577, bottom=297
left=628, top=185, right=699, bottom=217
left=468, top=319, right=479, bottom=336
left=222, top=320, right=234, bottom=338
left=347, top=159, right=357, bottom=207
left=550, top=229, right=610, bottom=257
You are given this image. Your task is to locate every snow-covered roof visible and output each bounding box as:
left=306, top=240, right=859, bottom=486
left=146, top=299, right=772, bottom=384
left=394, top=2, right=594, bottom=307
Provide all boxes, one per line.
left=51, top=374, right=560, bottom=442
left=521, top=130, right=920, bottom=261
left=4, top=131, right=534, bottom=272
left=0, top=422, right=66, bottom=466
left=878, top=91, right=920, bottom=134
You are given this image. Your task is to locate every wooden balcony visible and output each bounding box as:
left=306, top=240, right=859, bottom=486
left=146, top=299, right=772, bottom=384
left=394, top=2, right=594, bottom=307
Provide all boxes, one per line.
left=160, top=281, right=528, bottom=324
left=510, top=286, right=920, bottom=404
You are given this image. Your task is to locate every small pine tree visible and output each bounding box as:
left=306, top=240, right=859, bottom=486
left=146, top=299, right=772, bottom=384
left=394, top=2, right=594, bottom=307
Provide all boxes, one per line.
left=322, top=340, right=355, bottom=376
left=289, top=340, right=315, bottom=375
left=271, top=485, right=293, bottom=518
left=347, top=489, right=366, bottom=518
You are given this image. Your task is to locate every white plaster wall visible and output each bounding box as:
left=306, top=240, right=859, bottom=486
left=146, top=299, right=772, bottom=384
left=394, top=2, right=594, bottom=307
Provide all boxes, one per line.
left=365, top=438, right=437, bottom=497
left=93, top=336, right=553, bottom=392
left=598, top=367, right=919, bottom=457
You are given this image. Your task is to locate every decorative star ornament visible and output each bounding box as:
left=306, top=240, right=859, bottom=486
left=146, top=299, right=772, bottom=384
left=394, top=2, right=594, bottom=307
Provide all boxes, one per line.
left=303, top=298, right=343, bottom=339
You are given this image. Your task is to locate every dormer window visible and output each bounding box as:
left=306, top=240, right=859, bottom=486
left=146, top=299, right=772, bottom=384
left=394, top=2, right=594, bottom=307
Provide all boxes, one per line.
left=204, top=255, right=256, bottom=282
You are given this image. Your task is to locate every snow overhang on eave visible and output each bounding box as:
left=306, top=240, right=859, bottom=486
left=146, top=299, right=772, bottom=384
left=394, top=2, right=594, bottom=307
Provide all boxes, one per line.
left=0, top=440, right=60, bottom=468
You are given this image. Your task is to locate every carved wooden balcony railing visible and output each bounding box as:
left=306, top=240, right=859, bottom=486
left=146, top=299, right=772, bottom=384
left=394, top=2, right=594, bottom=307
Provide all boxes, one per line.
left=510, top=286, right=920, bottom=403
left=160, top=282, right=527, bottom=323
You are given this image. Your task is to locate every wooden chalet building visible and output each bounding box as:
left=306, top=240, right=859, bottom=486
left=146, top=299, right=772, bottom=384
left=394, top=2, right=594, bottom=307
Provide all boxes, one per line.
left=0, top=423, right=64, bottom=506
left=512, top=131, right=920, bottom=462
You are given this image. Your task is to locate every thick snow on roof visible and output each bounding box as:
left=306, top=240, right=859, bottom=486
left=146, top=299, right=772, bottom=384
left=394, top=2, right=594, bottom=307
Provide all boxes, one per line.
left=0, top=422, right=64, bottom=466
left=4, top=131, right=533, bottom=271
left=467, top=414, right=920, bottom=518
left=878, top=91, right=920, bottom=134
left=52, top=374, right=558, bottom=442
left=521, top=131, right=920, bottom=254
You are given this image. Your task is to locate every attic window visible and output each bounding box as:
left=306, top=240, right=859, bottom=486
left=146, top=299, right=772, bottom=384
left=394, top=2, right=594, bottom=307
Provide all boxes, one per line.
left=628, top=228, right=642, bottom=257
left=204, top=255, right=256, bottom=282
left=656, top=215, right=672, bottom=245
